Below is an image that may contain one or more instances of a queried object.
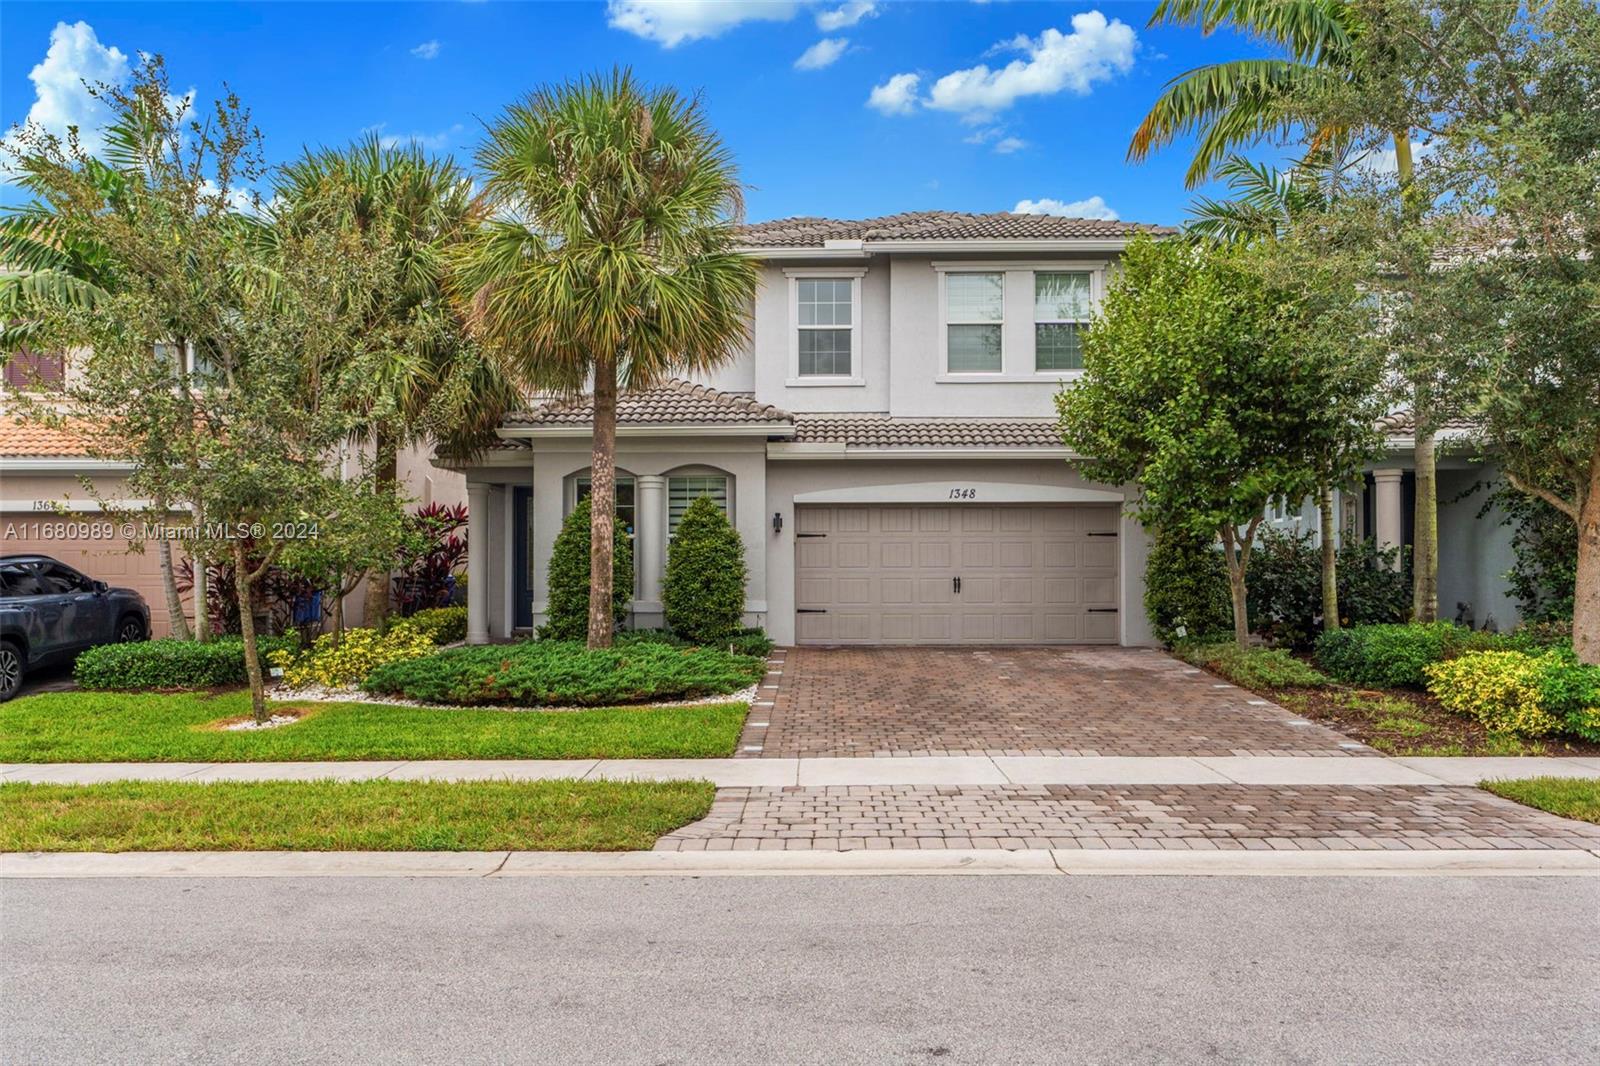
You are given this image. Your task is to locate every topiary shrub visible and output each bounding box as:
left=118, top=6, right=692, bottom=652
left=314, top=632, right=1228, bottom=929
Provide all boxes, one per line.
left=362, top=639, right=764, bottom=707
left=405, top=606, right=468, bottom=645
left=269, top=620, right=438, bottom=689
left=1144, top=528, right=1233, bottom=646
left=74, top=636, right=296, bottom=691
left=1314, top=621, right=1468, bottom=688
left=1422, top=649, right=1600, bottom=738
left=663, top=496, right=747, bottom=644
left=540, top=498, right=633, bottom=641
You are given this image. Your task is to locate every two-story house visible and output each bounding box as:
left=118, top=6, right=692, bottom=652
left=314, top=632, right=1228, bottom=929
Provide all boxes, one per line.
left=434, top=211, right=1523, bottom=646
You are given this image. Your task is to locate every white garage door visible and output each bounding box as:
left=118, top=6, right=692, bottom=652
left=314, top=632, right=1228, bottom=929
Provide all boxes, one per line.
left=794, top=504, right=1119, bottom=645
left=0, top=514, right=187, bottom=637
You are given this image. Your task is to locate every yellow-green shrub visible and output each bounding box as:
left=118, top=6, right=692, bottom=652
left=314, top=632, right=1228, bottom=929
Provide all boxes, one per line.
left=270, top=621, right=437, bottom=689
left=1424, top=651, right=1563, bottom=737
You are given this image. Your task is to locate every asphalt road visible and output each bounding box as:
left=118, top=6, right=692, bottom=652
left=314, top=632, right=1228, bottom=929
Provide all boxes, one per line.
left=3, top=875, right=1597, bottom=1065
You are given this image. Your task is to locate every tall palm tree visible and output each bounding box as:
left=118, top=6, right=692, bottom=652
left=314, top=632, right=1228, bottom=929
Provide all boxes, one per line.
left=1186, top=154, right=1328, bottom=244
left=453, top=69, right=757, bottom=649
left=274, top=136, right=517, bottom=627
left=1129, top=0, right=1440, bottom=621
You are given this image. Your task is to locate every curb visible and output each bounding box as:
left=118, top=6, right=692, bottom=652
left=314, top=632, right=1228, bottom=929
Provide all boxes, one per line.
left=5, top=847, right=1599, bottom=879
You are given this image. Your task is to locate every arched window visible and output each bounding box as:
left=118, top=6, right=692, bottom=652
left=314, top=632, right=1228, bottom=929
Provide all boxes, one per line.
left=569, top=470, right=637, bottom=536
left=666, top=467, right=731, bottom=536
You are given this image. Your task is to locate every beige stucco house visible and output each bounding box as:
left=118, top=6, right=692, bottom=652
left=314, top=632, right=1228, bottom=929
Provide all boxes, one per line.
left=442, top=210, right=1522, bottom=647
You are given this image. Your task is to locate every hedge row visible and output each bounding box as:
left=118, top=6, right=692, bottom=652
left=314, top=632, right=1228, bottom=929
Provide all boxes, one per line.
left=74, top=636, right=297, bottom=691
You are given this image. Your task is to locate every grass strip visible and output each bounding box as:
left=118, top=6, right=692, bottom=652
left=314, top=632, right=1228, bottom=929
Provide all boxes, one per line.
left=1481, top=777, right=1600, bottom=826
left=0, top=691, right=748, bottom=763
left=0, top=778, right=715, bottom=852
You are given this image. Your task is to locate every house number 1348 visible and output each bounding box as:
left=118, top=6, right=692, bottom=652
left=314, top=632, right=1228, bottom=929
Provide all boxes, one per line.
left=948, top=488, right=977, bottom=500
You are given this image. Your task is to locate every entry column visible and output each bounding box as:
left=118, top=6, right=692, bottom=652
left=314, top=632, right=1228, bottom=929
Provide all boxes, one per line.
left=636, top=474, right=667, bottom=611
left=466, top=480, right=491, bottom=644
left=1372, top=468, right=1405, bottom=571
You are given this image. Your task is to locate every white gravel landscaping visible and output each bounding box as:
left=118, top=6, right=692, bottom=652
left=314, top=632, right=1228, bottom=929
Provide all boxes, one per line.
left=222, top=713, right=303, bottom=731
left=270, top=682, right=758, bottom=714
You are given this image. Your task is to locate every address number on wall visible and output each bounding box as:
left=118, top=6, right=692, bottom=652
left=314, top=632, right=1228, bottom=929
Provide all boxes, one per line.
left=947, top=488, right=978, bottom=500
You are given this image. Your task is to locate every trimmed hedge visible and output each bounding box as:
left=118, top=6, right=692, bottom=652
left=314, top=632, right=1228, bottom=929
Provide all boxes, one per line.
left=540, top=498, right=634, bottom=641
left=362, top=640, right=765, bottom=707
left=1144, top=528, right=1233, bottom=645
left=1425, top=649, right=1600, bottom=740
left=1174, top=641, right=1330, bottom=690
left=619, top=627, right=775, bottom=658
left=74, top=636, right=297, bottom=691
left=1313, top=622, right=1468, bottom=689
left=663, top=496, right=747, bottom=643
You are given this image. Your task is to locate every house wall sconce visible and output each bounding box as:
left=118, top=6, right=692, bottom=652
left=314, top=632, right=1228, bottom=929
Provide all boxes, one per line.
left=772, top=511, right=783, bottom=535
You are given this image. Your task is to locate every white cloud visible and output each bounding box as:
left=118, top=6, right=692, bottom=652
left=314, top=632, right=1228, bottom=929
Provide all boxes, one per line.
left=10, top=21, right=130, bottom=158
left=904, top=11, right=1136, bottom=120
left=606, top=0, right=799, bottom=47
left=1013, top=196, right=1120, bottom=221
left=795, top=37, right=849, bottom=70
left=410, top=40, right=441, bottom=60
left=867, top=72, right=920, bottom=115
left=816, top=1, right=876, bottom=31
left=992, top=136, right=1027, bottom=154
left=369, top=122, right=465, bottom=151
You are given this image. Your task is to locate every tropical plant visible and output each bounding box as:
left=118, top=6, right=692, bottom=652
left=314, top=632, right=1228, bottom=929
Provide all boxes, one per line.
left=1186, top=155, right=1329, bottom=245
left=393, top=502, right=469, bottom=616
left=452, top=69, right=758, bottom=648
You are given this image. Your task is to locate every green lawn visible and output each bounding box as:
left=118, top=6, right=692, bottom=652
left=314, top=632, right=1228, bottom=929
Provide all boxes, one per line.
left=0, top=691, right=748, bottom=763
left=1481, top=777, right=1600, bottom=825
left=0, top=779, right=715, bottom=852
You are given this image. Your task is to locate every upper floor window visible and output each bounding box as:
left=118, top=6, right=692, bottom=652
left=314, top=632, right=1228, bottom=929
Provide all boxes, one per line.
left=668, top=474, right=729, bottom=535
left=945, top=272, right=1004, bottom=373
left=1034, top=272, right=1092, bottom=371
left=795, top=276, right=856, bottom=379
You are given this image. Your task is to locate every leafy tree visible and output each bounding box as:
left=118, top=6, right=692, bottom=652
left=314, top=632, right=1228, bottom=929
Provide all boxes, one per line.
left=273, top=137, right=516, bottom=628
left=541, top=499, right=633, bottom=641
left=1059, top=237, right=1376, bottom=647
left=452, top=69, right=757, bottom=649
left=663, top=496, right=746, bottom=643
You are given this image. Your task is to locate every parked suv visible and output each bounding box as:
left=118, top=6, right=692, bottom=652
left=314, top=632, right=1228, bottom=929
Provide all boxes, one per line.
left=0, top=554, right=149, bottom=701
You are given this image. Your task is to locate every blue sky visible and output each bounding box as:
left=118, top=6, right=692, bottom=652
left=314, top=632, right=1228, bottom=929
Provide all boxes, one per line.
left=0, top=2, right=1274, bottom=225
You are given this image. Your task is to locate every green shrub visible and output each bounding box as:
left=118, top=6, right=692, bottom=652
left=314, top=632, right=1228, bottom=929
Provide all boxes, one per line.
left=1174, top=641, right=1330, bottom=689
left=362, top=640, right=764, bottom=707
left=270, top=621, right=438, bottom=689
left=1247, top=527, right=1410, bottom=648
left=663, top=496, right=747, bottom=643
left=74, top=636, right=296, bottom=691
left=1422, top=650, right=1600, bottom=738
left=619, top=626, right=774, bottom=658
left=1314, top=622, right=1469, bottom=688
left=405, top=606, right=468, bottom=645
left=540, top=498, right=634, bottom=641
left=1144, top=528, right=1233, bottom=645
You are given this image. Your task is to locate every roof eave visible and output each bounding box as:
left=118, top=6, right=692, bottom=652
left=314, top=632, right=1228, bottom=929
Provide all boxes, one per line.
left=505, top=423, right=796, bottom=439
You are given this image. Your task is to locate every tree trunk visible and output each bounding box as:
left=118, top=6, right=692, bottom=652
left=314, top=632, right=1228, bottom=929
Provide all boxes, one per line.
left=193, top=505, right=209, bottom=642
left=586, top=355, right=618, bottom=649
left=1220, top=523, right=1252, bottom=649
left=155, top=498, right=190, bottom=641
left=1413, top=428, right=1439, bottom=622
left=232, top=538, right=268, bottom=724
left=364, top=431, right=398, bottom=629
left=1320, top=487, right=1339, bottom=632
left=1574, top=457, right=1600, bottom=664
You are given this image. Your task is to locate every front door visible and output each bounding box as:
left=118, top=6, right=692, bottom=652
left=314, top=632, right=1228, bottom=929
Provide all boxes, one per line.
left=513, top=487, right=534, bottom=630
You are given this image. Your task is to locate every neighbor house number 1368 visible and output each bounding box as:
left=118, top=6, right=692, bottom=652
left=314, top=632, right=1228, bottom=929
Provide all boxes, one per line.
left=948, top=488, right=977, bottom=500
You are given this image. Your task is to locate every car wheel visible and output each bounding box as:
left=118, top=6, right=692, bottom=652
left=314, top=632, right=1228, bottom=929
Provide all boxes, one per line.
left=0, top=642, right=23, bottom=703
left=117, top=616, right=147, bottom=643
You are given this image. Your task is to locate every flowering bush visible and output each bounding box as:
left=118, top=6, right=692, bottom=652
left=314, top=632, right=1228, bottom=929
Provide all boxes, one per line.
left=271, top=621, right=437, bottom=689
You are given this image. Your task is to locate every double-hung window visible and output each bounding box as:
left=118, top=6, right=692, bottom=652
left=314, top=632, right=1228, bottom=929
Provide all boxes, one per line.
left=795, top=278, right=854, bottom=377
left=668, top=474, right=729, bottom=535
left=575, top=475, right=636, bottom=536
left=945, top=272, right=1004, bottom=373
left=1034, top=272, right=1092, bottom=371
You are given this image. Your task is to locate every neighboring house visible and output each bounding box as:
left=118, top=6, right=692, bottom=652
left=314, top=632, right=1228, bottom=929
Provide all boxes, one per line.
left=441, top=210, right=1522, bottom=647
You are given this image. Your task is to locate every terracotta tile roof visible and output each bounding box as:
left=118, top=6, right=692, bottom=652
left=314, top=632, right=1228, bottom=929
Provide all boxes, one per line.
left=737, top=211, right=1174, bottom=248
left=0, top=417, right=95, bottom=457
left=792, top=414, right=1065, bottom=449
left=1375, top=410, right=1477, bottom=434
left=504, top=379, right=793, bottom=429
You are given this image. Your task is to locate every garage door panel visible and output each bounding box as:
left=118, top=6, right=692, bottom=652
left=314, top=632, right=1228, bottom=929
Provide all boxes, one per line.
left=795, top=503, right=1120, bottom=645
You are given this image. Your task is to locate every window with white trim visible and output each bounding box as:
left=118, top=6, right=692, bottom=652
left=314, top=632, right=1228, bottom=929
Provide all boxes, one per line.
left=796, top=278, right=854, bottom=377
left=668, top=475, right=729, bottom=535
left=945, top=272, right=1004, bottom=372
left=1034, top=272, right=1092, bottom=371
left=574, top=475, right=637, bottom=536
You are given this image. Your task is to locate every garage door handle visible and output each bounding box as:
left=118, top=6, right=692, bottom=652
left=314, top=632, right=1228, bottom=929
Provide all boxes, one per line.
left=1088, top=607, right=1118, bottom=613
left=797, top=608, right=828, bottom=614
left=953, top=576, right=961, bottom=594
left=1086, top=531, right=1117, bottom=538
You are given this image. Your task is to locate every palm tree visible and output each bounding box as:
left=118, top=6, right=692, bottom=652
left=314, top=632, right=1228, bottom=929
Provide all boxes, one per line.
left=274, top=136, right=517, bottom=627
left=1186, top=154, right=1329, bottom=244
left=453, top=69, right=757, bottom=649
left=1129, top=0, right=1440, bottom=622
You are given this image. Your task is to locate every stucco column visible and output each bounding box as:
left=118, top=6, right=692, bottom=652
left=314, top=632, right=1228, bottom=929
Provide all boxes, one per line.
left=1373, top=468, right=1405, bottom=571
left=636, top=475, right=667, bottom=609
left=466, top=480, right=491, bottom=644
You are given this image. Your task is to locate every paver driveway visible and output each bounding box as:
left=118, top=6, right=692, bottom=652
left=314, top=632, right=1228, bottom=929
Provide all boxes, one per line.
left=740, top=646, right=1367, bottom=759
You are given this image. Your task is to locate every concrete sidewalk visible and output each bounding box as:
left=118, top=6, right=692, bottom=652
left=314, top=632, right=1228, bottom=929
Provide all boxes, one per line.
left=4, top=754, right=1599, bottom=787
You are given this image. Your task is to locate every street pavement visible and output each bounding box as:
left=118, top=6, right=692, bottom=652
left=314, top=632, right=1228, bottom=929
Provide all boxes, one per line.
left=4, top=874, right=1597, bottom=1065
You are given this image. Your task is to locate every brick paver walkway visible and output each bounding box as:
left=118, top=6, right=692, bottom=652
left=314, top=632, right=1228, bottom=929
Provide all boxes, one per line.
left=741, top=647, right=1367, bottom=758
left=655, top=785, right=1600, bottom=852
